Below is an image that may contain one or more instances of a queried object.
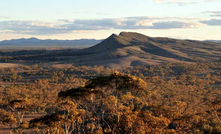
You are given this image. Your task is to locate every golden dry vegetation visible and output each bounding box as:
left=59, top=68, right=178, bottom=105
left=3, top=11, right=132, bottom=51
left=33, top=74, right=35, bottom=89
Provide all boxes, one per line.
left=0, top=62, right=221, bottom=133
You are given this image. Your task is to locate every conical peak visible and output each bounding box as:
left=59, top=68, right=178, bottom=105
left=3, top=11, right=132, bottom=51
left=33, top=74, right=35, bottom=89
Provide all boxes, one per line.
left=104, top=34, right=119, bottom=41
left=104, top=33, right=125, bottom=43
left=110, top=33, right=118, bottom=38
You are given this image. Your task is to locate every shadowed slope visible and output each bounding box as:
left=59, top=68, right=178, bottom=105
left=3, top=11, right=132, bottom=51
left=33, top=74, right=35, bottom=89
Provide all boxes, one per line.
left=74, top=32, right=220, bottom=68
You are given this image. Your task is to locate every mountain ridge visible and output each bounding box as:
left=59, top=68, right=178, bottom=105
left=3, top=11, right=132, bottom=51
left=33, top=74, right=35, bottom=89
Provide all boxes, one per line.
left=74, top=32, right=220, bottom=68
left=0, top=38, right=102, bottom=47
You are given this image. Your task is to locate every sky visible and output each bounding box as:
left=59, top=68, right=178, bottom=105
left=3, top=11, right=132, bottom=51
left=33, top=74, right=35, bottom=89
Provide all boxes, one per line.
left=0, top=0, right=221, bottom=41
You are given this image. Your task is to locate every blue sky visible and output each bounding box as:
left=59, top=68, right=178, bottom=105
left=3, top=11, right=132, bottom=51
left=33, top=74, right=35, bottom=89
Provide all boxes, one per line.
left=0, top=0, right=221, bottom=41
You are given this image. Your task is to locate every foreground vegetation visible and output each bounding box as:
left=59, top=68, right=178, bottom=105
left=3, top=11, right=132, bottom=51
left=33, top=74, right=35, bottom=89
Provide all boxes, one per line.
left=0, top=62, right=221, bottom=133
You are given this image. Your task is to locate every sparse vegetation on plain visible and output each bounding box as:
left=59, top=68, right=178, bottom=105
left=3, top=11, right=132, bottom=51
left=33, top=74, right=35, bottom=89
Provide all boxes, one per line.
left=0, top=61, right=220, bottom=133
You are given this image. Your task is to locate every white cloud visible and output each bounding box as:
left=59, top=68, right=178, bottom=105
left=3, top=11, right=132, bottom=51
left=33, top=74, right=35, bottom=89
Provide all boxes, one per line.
left=0, top=16, right=10, bottom=19
left=0, top=17, right=207, bottom=35
left=0, top=21, right=69, bottom=35
left=201, top=19, right=221, bottom=25
left=154, top=0, right=221, bottom=5
left=204, top=0, right=221, bottom=2
left=203, top=11, right=221, bottom=17
left=149, top=21, right=204, bottom=29
left=154, top=0, right=198, bottom=5
left=135, top=20, right=155, bottom=27
left=155, top=0, right=164, bottom=3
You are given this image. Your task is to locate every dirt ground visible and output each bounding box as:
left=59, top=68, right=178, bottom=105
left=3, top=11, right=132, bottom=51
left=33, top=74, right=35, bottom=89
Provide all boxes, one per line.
left=0, top=63, right=19, bottom=68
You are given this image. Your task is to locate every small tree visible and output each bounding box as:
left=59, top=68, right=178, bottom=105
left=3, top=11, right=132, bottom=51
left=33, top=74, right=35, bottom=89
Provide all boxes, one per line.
left=29, top=113, right=63, bottom=133
left=58, top=100, right=86, bottom=134
left=0, top=109, right=17, bottom=128
left=58, top=71, right=148, bottom=133
left=8, top=99, right=32, bottom=126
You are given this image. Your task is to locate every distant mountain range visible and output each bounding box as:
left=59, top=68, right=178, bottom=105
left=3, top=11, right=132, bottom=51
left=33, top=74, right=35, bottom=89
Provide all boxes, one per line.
left=0, top=38, right=102, bottom=47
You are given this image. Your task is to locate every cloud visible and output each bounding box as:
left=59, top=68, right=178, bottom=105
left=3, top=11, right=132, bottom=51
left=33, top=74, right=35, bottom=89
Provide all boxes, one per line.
left=0, top=21, right=69, bottom=35
left=71, top=11, right=110, bottom=15
left=204, top=0, right=221, bottom=2
left=154, top=0, right=221, bottom=5
left=149, top=21, right=203, bottom=29
left=154, top=0, right=164, bottom=3
left=96, top=12, right=110, bottom=15
left=0, top=17, right=205, bottom=35
left=0, top=16, right=10, bottom=19
left=203, top=11, right=221, bottom=17
left=201, top=19, right=221, bottom=26
left=154, top=0, right=198, bottom=6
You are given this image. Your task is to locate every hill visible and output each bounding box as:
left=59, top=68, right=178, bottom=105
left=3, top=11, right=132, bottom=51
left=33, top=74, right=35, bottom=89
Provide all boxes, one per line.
left=0, top=32, right=220, bottom=68
left=71, top=32, right=221, bottom=68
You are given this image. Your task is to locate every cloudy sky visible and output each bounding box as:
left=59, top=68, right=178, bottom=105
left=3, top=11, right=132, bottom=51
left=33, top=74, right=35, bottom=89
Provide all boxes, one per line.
left=0, top=0, right=221, bottom=41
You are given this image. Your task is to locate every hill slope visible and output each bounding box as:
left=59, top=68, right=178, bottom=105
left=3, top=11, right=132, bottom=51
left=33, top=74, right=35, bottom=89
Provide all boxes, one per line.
left=70, top=32, right=220, bottom=68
